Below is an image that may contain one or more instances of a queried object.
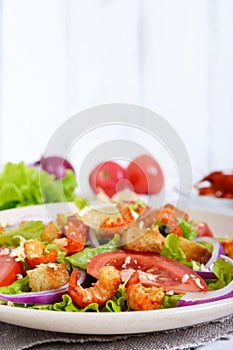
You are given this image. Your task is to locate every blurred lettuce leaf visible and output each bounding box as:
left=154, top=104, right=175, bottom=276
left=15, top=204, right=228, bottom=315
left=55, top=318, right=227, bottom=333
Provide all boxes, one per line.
left=0, top=162, right=86, bottom=211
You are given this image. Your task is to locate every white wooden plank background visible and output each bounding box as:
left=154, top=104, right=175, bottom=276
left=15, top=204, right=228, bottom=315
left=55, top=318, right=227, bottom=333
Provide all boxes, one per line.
left=0, top=0, right=232, bottom=180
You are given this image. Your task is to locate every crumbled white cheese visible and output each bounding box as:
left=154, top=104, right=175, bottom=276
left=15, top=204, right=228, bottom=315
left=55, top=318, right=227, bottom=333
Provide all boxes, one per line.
left=0, top=248, right=10, bottom=256
left=193, top=277, right=205, bottom=289
left=122, top=256, right=131, bottom=268
left=17, top=274, right=23, bottom=279
left=182, top=274, right=190, bottom=283
left=166, top=290, right=174, bottom=296
left=47, top=263, right=58, bottom=270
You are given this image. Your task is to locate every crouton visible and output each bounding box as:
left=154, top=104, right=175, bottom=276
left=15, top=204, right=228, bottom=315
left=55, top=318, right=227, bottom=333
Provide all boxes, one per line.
left=179, top=237, right=211, bottom=264
left=40, top=221, right=62, bottom=242
left=27, top=263, right=70, bottom=292
left=122, top=225, right=211, bottom=265
left=122, top=226, right=164, bottom=253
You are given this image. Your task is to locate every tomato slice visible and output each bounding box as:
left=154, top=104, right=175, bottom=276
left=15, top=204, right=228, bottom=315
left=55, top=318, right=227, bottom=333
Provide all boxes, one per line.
left=87, top=251, right=208, bottom=294
left=0, top=248, right=23, bottom=287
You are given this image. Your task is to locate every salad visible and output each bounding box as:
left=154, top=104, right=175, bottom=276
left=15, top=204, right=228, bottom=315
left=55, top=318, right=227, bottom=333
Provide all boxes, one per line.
left=0, top=200, right=233, bottom=313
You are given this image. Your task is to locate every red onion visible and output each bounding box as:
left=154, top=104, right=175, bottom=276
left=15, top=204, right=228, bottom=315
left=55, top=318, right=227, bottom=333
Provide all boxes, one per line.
left=0, top=283, right=69, bottom=305
left=178, top=280, right=233, bottom=307
left=87, top=228, right=100, bottom=247
left=195, top=271, right=217, bottom=280
left=220, top=254, right=233, bottom=265
left=196, top=237, right=221, bottom=268
left=33, top=156, right=75, bottom=180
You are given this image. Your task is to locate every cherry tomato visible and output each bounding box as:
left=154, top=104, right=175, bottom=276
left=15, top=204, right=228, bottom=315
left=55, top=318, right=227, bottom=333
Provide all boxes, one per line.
left=194, top=222, right=214, bottom=238
left=87, top=251, right=208, bottom=294
left=89, top=161, right=128, bottom=197
left=126, top=155, right=164, bottom=194
left=0, top=248, right=23, bottom=287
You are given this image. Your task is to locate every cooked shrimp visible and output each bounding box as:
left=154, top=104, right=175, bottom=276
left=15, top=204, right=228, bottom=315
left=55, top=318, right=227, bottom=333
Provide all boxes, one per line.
left=221, top=240, right=233, bottom=259
left=24, top=238, right=58, bottom=268
left=125, top=270, right=165, bottom=311
left=68, top=266, right=121, bottom=307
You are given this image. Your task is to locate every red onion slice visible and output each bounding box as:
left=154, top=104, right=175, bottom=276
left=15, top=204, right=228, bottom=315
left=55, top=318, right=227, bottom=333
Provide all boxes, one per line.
left=178, top=280, right=233, bottom=307
left=88, top=228, right=100, bottom=247
left=32, top=156, right=75, bottom=180
left=196, top=237, right=221, bottom=268
left=220, top=254, right=233, bottom=265
left=195, top=271, right=217, bottom=280
left=0, top=283, right=69, bottom=305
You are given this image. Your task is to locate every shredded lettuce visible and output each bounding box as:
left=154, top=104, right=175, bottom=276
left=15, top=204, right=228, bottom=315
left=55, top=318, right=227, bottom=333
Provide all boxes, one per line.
left=67, top=234, right=121, bottom=270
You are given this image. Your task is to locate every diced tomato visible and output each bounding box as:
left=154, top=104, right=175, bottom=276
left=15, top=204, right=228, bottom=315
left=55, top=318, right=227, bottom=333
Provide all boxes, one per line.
left=0, top=226, right=4, bottom=233
left=0, top=248, right=23, bottom=287
left=195, top=222, right=214, bottom=238
left=87, top=251, right=208, bottom=294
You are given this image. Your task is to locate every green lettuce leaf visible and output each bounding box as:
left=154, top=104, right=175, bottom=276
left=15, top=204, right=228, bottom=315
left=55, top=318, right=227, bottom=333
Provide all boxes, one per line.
left=0, top=162, right=86, bottom=211
left=67, top=234, right=121, bottom=270
left=24, top=284, right=128, bottom=312
left=160, top=233, right=191, bottom=267
left=0, top=276, right=30, bottom=295
left=208, top=258, right=233, bottom=290
left=0, top=221, right=45, bottom=247
left=104, top=284, right=129, bottom=312
left=28, top=294, right=99, bottom=312
left=160, top=293, right=183, bottom=309
left=178, top=219, right=196, bottom=240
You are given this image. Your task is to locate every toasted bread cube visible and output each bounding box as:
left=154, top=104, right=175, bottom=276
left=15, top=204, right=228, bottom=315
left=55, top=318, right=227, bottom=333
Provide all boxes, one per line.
left=122, top=226, right=164, bottom=253
left=40, top=221, right=62, bottom=242
left=27, top=263, right=69, bottom=292
left=179, top=237, right=211, bottom=264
